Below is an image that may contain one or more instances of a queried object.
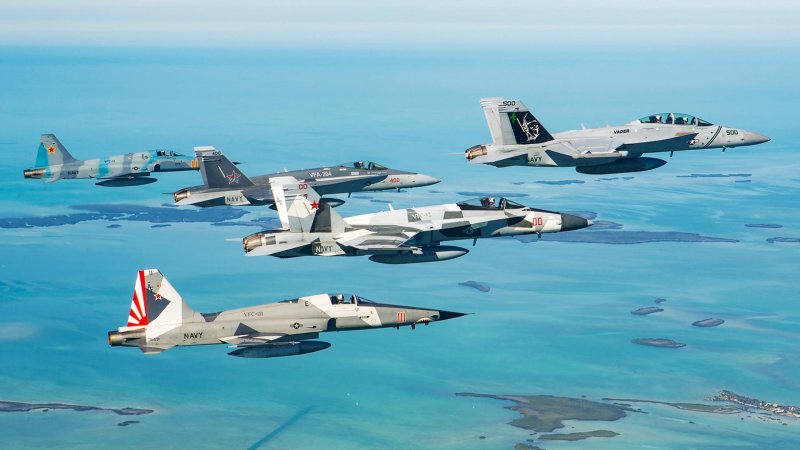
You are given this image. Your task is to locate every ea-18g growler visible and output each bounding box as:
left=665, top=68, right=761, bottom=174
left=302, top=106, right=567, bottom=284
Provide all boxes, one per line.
left=466, top=97, right=770, bottom=175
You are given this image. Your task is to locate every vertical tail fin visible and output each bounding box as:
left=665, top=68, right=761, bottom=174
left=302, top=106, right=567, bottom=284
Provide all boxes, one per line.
left=38, top=134, right=78, bottom=167
left=269, top=176, right=345, bottom=233
left=479, top=98, right=554, bottom=145
left=126, top=269, right=200, bottom=328
left=196, top=146, right=254, bottom=188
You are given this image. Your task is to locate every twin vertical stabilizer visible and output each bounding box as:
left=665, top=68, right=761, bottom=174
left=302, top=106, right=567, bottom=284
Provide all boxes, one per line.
left=480, top=97, right=554, bottom=145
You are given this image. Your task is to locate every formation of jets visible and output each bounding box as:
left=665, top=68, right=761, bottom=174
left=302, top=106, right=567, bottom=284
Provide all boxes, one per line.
left=23, top=98, right=770, bottom=358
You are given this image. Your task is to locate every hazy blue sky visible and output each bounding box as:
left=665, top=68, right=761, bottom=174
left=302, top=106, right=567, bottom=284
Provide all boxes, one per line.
left=1, top=0, right=797, bottom=48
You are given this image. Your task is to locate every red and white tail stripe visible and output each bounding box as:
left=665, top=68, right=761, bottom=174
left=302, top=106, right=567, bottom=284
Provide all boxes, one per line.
left=127, top=270, right=149, bottom=327
left=397, top=311, right=407, bottom=324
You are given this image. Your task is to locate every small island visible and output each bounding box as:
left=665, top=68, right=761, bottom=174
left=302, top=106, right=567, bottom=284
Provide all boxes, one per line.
left=539, top=430, right=619, bottom=441
left=693, top=318, right=724, bottom=327
left=654, top=298, right=667, bottom=304
left=532, top=180, right=585, bottom=186
left=518, top=230, right=739, bottom=245
left=677, top=173, right=751, bottom=178
left=767, top=237, right=800, bottom=244
left=632, top=338, right=686, bottom=348
left=117, top=420, right=140, bottom=427
left=456, top=392, right=625, bottom=447
left=707, top=390, right=800, bottom=419
left=745, top=224, right=782, bottom=229
left=631, top=307, right=663, bottom=316
left=0, top=400, right=153, bottom=416
left=458, top=281, right=490, bottom=292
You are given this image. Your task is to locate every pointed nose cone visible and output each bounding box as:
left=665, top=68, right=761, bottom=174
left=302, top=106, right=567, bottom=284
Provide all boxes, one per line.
left=743, top=131, right=770, bottom=146
left=415, top=174, right=441, bottom=187
left=437, top=310, right=467, bottom=321
left=560, top=213, right=593, bottom=232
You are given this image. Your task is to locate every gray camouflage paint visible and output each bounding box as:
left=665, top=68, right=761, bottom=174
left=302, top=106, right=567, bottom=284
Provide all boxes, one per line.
left=466, top=97, right=770, bottom=174
left=242, top=177, right=592, bottom=263
left=173, top=146, right=440, bottom=207
left=24, top=134, right=198, bottom=186
left=109, top=269, right=464, bottom=357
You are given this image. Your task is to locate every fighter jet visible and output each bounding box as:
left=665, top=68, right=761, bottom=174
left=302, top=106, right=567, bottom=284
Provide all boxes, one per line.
left=172, top=147, right=441, bottom=207
left=242, top=176, right=592, bottom=263
left=108, top=269, right=465, bottom=358
left=23, top=134, right=198, bottom=186
left=465, top=98, right=770, bottom=175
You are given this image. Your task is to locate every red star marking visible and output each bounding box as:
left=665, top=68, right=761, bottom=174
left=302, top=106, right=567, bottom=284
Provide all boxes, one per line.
left=47, top=145, right=55, bottom=154
left=155, top=293, right=162, bottom=300
left=310, top=200, right=319, bottom=209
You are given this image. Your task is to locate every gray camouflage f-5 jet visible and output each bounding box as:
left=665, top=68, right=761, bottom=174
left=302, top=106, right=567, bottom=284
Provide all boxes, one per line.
left=24, top=134, right=198, bottom=186
left=466, top=97, right=770, bottom=174
left=173, top=147, right=440, bottom=207
left=242, top=176, right=592, bottom=263
left=108, top=269, right=464, bottom=357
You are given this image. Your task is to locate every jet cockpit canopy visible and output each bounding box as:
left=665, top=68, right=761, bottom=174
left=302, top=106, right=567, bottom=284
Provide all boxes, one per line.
left=457, top=197, right=527, bottom=210
left=635, top=113, right=713, bottom=127
left=343, top=161, right=388, bottom=171
left=155, top=150, right=185, bottom=157
left=329, top=293, right=375, bottom=305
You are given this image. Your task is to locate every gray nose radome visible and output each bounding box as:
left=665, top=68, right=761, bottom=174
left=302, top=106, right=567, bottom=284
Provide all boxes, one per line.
left=742, top=132, right=770, bottom=146
left=416, top=174, right=441, bottom=186
left=560, top=213, right=592, bottom=232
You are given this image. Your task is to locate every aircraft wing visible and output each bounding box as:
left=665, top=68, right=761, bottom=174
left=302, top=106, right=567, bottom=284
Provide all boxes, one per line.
left=615, top=133, right=698, bottom=154
left=244, top=239, right=316, bottom=257
left=96, top=172, right=152, bottom=180
left=336, top=230, right=420, bottom=255
left=468, top=151, right=529, bottom=167
left=311, top=174, right=387, bottom=190
left=220, top=319, right=330, bottom=346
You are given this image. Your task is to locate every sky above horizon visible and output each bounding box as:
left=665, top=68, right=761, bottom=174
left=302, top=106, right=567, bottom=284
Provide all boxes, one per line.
left=1, top=1, right=798, bottom=48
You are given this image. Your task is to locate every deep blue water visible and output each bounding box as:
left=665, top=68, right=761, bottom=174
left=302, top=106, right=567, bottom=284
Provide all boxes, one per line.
left=1, top=45, right=799, bottom=449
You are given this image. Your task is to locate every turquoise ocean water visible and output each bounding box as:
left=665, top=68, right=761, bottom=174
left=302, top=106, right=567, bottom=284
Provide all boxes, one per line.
left=1, top=46, right=799, bottom=449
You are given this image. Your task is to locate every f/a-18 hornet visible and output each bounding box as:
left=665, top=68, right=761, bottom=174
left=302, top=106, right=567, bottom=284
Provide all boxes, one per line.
left=465, top=97, right=770, bottom=174
left=23, top=134, right=198, bottom=186
left=108, top=269, right=464, bottom=358
left=243, top=177, right=592, bottom=264
left=173, top=147, right=440, bottom=207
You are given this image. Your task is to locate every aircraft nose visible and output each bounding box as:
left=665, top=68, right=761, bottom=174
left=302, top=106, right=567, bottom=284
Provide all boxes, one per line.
left=743, top=131, right=770, bottom=146
left=436, top=310, right=467, bottom=321
left=560, top=213, right=592, bottom=232
left=415, top=174, right=441, bottom=186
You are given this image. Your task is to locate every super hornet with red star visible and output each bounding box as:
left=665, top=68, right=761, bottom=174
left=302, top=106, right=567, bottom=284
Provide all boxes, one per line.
left=24, top=134, right=198, bottom=187
left=172, top=146, right=440, bottom=207
left=242, top=176, right=592, bottom=264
